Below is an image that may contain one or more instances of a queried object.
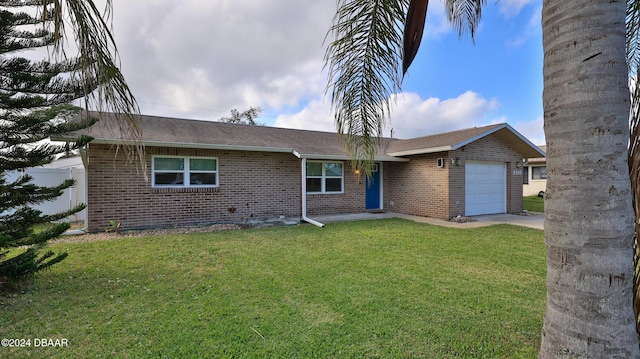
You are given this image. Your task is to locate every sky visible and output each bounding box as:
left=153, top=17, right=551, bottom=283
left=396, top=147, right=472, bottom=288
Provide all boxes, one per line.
left=104, top=0, right=545, bottom=145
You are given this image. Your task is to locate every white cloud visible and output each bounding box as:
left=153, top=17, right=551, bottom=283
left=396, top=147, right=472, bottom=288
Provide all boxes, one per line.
left=513, top=116, right=545, bottom=146
left=109, top=0, right=335, bottom=120
left=384, top=91, right=499, bottom=138
left=498, top=0, right=538, bottom=18
left=273, top=98, right=335, bottom=132
left=274, top=91, right=501, bottom=140
left=505, top=4, right=542, bottom=48
left=424, top=1, right=450, bottom=38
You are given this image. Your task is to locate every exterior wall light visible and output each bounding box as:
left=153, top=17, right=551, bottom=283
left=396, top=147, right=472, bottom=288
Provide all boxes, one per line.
left=450, top=157, right=461, bottom=166
left=515, top=160, right=523, bottom=168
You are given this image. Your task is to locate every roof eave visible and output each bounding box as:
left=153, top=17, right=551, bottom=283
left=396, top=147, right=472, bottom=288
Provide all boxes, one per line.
left=450, top=124, right=508, bottom=150
left=82, top=138, right=297, bottom=154
left=296, top=153, right=410, bottom=162
left=386, top=146, right=453, bottom=157
left=449, top=123, right=546, bottom=158
left=501, top=123, right=546, bottom=158
left=527, top=157, right=546, bottom=164
left=54, top=138, right=410, bottom=162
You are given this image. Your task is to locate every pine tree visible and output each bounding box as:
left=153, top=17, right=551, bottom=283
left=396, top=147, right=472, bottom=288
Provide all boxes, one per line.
left=0, top=4, right=98, bottom=285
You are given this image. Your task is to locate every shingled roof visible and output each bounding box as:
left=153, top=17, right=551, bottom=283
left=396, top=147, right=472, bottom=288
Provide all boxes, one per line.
left=385, top=123, right=545, bottom=158
left=58, top=112, right=403, bottom=161
left=55, top=112, right=545, bottom=160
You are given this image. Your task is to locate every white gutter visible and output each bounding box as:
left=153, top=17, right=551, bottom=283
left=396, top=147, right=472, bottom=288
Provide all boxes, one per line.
left=300, top=158, right=325, bottom=228
left=294, top=152, right=409, bottom=162
left=387, top=145, right=453, bottom=157
left=68, top=138, right=296, bottom=155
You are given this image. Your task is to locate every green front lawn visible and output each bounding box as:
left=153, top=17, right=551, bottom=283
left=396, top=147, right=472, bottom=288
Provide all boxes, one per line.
left=1, top=219, right=546, bottom=358
left=523, top=195, right=544, bottom=213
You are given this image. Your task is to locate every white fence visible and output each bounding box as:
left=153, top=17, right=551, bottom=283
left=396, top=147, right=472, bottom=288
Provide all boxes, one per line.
left=4, top=167, right=86, bottom=222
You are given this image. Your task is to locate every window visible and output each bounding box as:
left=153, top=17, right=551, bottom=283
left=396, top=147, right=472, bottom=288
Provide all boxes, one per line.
left=523, top=166, right=529, bottom=185
left=532, top=166, right=547, bottom=180
left=306, top=161, right=343, bottom=193
left=153, top=156, right=218, bottom=188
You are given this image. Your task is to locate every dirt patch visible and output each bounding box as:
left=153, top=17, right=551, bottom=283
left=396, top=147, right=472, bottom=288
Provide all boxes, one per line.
left=52, top=223, right=247, bottom=244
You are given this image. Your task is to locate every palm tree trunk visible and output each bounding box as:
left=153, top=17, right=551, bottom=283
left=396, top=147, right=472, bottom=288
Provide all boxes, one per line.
left=540, top=1, right=640, bottom=357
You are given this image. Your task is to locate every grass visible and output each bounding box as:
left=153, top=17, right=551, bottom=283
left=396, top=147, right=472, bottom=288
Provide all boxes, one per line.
left=523, top=195, right=544, bottom=213
left=1, top=219, right=546, bottom=358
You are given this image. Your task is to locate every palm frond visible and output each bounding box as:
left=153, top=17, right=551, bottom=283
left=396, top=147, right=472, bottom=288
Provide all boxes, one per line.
left=325, top=0, right=409, bottom=174
left=403, top=0, right=429, bottom=75
left=445, top=0, right=486, bottom=40
left=628, top=0, right=640, bottom=334
left=45, top=0, right=145, bottom=175
left=628, top=0, right=640, bottom=74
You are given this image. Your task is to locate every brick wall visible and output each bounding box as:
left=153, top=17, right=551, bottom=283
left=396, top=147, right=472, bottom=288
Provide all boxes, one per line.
left=306, top=162, right=366, bottom=216
left=384, top=153, right=451, bottom=220
left=448, top=148, right=465, bottom=217
left=87, top=144, right=303, bottom=231
left=86, top=144, right=368, bottom=231
left=506, top=161, right=524, bottom=213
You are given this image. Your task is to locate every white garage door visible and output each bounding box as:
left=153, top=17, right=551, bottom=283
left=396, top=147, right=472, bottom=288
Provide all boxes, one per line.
left=465, top=161, right=506, bottom=216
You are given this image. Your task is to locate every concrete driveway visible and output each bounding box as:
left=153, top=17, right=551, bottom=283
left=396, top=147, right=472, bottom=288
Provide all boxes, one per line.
left=389, top=212, right=543, bottom=230
left=466, top=213, right=543, bottom=230
left=313, top=212, right=544, bottom=230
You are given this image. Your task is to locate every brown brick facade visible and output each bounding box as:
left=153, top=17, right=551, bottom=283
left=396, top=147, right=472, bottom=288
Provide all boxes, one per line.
left=384, top=154, right=451, bottom=219
left=306, top=162, right=366, bottom=216
left=86, top=144, right=366, bottom=231
left=86, top=133, right=524, bottom=231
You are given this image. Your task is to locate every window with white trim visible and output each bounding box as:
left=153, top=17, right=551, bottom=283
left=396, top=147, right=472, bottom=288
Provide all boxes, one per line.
left=532, top=166, right=547, bottom=180
left=152, top=156, right=218, bottom=188
left=306, top=161, right=343, bottom=193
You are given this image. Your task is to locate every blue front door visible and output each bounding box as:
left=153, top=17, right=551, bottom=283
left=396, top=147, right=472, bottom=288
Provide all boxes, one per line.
left=366, top=163, right=381, bottom=210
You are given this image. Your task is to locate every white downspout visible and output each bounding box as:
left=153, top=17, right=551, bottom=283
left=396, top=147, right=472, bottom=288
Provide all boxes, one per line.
left=62, top=144, right=89, bottom=236
left=301, top=158, right=325, bottom=228
left=79, top=144, right=89, bottom=232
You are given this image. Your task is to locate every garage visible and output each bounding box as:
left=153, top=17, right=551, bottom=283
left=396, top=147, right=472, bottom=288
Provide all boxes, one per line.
left=465, top=161, right=506, bottom=216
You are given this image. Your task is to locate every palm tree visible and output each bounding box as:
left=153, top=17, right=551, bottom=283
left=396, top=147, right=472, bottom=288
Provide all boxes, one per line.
left=36, top=0, right=141, bottom=142
left=326, top=0, right=640, bottom=356
left=539, top=1, right=638, bottom=356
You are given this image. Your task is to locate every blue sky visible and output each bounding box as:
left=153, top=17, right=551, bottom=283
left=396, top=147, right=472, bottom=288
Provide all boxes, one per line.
left=398, top=0, right=543, bottom=142
left=107, top=0, right=545, bottom=145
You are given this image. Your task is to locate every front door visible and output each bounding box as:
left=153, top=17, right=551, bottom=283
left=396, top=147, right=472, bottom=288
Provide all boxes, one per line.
left=365, top=163, right=381, bottom=210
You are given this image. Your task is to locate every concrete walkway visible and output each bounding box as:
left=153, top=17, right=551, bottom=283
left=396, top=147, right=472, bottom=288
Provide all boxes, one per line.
left=311, top=211, right=544, bottom=230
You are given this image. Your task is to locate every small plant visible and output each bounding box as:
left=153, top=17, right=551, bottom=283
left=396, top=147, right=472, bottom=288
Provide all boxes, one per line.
left=105, top=220, right=121, bottom=234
